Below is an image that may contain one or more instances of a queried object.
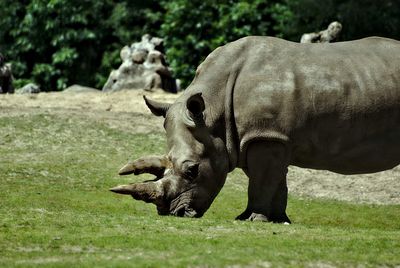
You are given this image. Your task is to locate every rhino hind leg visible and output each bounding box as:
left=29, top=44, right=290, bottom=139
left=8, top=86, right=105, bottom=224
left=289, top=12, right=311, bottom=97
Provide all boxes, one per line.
left=237, top=141, right=291, bottom=224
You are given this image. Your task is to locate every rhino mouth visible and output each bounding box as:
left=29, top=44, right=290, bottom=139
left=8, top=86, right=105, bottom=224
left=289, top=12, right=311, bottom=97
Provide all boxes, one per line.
left=167, top=188, right=202, bottom=218
left=110, top=178, right=203, bottom=218
left=155, top=202, right=199, bottom=217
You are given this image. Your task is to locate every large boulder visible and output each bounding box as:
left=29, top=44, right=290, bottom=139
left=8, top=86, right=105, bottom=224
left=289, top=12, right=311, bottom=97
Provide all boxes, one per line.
left=300, top=21, right=342, bottom=43
left=16, top=83, right=41, bottom=94
left=102, top=34, right=179, bottom=93
left=63, top=84, right=99, bottom=93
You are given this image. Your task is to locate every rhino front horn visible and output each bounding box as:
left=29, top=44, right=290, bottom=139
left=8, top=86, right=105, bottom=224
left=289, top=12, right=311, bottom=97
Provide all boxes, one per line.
left=110, top=181, right=163, bottom=204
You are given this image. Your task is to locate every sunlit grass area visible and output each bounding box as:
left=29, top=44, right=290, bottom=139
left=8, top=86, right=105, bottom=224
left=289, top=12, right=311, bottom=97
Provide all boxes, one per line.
left=1, top=113, right=399, bottom=267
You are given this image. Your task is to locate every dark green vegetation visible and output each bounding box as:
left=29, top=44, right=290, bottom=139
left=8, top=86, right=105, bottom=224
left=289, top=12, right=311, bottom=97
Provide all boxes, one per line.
left=1, top=0, right=399, bottom=90
left=1, top=112, right=399, bottom=267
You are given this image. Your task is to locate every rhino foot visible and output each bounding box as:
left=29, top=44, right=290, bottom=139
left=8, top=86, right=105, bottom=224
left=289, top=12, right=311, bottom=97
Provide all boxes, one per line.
left=236, top=212, right=269, bottom=222
left=236, top=210, right=291, bottom=224
left=248, top=213, right=269, bottom=222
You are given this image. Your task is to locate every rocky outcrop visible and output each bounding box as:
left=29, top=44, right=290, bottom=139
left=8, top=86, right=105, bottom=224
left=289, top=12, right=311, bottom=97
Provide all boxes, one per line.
left=16, top=83, right=41, bottom=94
left=63, top=84, right=99, bottom=93
left=102, top=34, right=179, bottom=93
left=300, top=21, right=342, bottom=43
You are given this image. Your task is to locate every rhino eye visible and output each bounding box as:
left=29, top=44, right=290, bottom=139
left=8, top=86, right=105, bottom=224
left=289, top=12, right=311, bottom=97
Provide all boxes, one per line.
left=183, top=162, right=199, bottom=180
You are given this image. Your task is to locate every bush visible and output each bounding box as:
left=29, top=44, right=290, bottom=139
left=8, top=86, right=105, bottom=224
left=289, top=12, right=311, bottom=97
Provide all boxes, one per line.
left=0, top=0, right=160, bottom=91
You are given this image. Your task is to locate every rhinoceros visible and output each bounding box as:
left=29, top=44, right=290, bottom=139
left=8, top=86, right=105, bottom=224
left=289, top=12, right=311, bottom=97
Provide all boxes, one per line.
left=111, top=36, right=400, bottom=223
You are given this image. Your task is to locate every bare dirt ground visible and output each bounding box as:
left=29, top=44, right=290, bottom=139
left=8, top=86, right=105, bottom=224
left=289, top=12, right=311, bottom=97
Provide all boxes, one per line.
left=1, top=90, right=399, bottom=205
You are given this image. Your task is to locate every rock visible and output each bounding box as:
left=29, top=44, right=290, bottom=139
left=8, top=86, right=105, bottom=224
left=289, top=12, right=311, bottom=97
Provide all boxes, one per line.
left=102, top=34, right=178, bottom=93
left=300, top=21, right=342, bottom=43
left=63, top=84, right=99, bottom=93
left=16, top=83, right=40, bottom=94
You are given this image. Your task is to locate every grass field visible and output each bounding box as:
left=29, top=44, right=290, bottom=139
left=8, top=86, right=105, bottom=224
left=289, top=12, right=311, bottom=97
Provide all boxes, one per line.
left=1, top=112, right=399, bottom=267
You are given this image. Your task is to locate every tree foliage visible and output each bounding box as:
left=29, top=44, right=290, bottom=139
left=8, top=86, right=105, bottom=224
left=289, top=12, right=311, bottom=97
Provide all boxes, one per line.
left=2, top=0, right=108, bottom=90
left=157, top=0, right=291, bottom=87
left=0, top=0, right=399, bottom=91
left=0, top=0, right=159, bottom=91
left=281, top=0, right=400, bottom=41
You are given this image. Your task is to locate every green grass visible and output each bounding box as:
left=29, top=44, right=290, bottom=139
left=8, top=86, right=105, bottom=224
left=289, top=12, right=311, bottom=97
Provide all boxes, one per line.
left=0, top=113, right=399, bottom=267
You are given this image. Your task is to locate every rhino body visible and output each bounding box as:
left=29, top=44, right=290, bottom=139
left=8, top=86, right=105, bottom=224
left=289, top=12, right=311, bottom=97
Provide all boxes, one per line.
left=112, top=36, right=400, bottom=222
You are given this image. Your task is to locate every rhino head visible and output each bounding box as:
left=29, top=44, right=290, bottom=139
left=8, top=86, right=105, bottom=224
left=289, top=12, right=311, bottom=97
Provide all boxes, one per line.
left=111, top=93, right=230, bottom=217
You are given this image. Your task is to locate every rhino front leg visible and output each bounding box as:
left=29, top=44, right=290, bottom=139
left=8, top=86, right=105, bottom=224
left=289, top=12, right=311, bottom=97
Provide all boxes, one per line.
left=236, top=141, right=291, bottom=224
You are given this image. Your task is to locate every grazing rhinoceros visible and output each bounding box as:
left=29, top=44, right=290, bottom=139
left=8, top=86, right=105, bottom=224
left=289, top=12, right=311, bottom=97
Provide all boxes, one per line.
left=111, top=36, right=400, bottom=223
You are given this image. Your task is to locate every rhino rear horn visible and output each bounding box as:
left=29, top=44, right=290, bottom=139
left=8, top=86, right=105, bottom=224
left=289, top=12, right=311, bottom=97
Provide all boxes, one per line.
left=118, top=155, right=170, bottom=178
left=143, top=96, right=171, bottom=117
left=110, top=181, right=163, bottom=204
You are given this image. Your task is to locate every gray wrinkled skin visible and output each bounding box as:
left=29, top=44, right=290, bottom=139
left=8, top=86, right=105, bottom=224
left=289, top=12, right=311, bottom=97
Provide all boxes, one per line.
left=112, top=36, right=400, bottom=223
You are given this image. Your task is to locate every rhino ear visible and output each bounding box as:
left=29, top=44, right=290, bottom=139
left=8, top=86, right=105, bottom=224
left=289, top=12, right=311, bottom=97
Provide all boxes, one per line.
left=143, top=96, right=171, bottom=117
left=187, top=93, right=205, bottom=118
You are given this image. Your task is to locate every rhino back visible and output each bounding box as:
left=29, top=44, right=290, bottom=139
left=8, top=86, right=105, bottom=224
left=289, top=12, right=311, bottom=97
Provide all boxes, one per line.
left=228, top=36, right=400, bottom=173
